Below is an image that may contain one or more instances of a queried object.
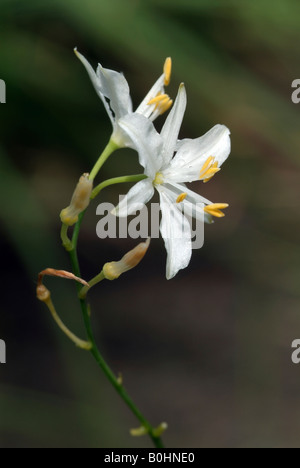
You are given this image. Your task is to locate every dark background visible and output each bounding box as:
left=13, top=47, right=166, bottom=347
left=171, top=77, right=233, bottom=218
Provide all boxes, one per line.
left=0, top=0, right=300, bottom=448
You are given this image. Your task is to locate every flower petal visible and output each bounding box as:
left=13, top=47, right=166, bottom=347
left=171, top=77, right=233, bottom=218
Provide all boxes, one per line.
left=157, top=185, right=192, bottom=280
left=117, top=113, right=163, bottom=178
left=112, top=178, right=154, bottom=217
left=75, top=49, right=115, bottom=124
left=135, top=74, right=165, bottom=118
left=160, top=84, right=187, bottom=169
left=161, top=181, right=213, bottom=224
left=97, top=64, right=132, bottom=120
left=164, top=181, right=212, bottom=205
left=166, top=124, right=231, bottom=183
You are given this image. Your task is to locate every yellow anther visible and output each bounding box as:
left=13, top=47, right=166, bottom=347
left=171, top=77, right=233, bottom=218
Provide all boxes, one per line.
left=148, top=93, right=172, bottom=115
left=159, top=97, right=173, bottom=114
left=199, top=156, right=214, bottom=177
left=204, top=203, right=229, bottom=218
left=203, top=162, right=219, bottom=183
left=176, top=192, right=187, bottom=203
left=205, top=166, right=220, bottom=177
left=199, top=157, right=220, bottom=182
left=154, top=172, right=164, bottom=185
left=148, top=93, right=169, bottom=106
left=163, top=57, right=172, bottom=86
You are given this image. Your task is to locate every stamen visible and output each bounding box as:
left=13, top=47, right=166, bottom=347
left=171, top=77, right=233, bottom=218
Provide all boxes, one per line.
left=204, top=167, right=220, bottom=177
left=164, top=57, right=172, bottom=86
left=199, top=156, right=214, bottom=177
left=203, top=162, right=219, bottom=183
left=204, top=203, right=229, bottom=218
left=148, top=93, right=169, bottom=106
left=159, top=97, right=173, bottom=114
left=148, top=92, right=173, bottom=115
left=176, top=192, right=187, bottom=203
left=199, top=157, right=220, bottom=182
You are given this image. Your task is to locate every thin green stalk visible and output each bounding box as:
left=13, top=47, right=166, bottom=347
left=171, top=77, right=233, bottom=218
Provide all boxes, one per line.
left=89, top=139, right=120, bottom=181
left=60, top=223, right=73, bottom=251
left=45, top=296, right=92, bottom=350
left=67, top=218, right=164, bottom=448
left=79, top=270, right=105, bottom=299
left=91, top=174, right=147, bottom=199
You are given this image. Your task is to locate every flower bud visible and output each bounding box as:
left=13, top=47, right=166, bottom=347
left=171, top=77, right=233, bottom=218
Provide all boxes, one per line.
left=103, top=238, right=150, bottom=280
left=37, top=284, right=51, bottom=303
left=60, top=173, right=93, bottom=226
left=153, top=422, right=168, bottom=437
left=130, top=426, right=148, bottom=437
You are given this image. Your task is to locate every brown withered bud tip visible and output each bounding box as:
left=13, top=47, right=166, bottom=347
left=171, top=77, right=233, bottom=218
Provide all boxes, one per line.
left=122, top=238, right=150, bottom=270
left=38, top=268, right=89, bottom=288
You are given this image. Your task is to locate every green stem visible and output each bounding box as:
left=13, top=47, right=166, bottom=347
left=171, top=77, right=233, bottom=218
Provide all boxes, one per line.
left=91, top=174, right=147, bottom=199
left=67, top=218, right=164, bottom=448
left=89, top=139, right=120, bottom=181
left=45, top=296, right=92, bottom=350
left=60, top=223, right=73, bottom=251
left=78, top=270, right=105, bottom=299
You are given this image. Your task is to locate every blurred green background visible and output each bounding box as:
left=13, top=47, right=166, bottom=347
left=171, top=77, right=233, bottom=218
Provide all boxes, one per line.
left=1, top=0, right=300, bottom=448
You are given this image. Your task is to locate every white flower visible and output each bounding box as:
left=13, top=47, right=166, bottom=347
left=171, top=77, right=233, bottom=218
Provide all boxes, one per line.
left=113, top=84, right=231, bottom=279
left=74, top=49, right=172, bottom=148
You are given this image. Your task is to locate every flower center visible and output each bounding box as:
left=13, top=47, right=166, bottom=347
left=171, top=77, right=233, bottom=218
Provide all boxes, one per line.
left=154, top=172, right=164, bottom=185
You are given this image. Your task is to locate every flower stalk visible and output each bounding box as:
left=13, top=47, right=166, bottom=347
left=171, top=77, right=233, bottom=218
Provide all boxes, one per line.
left=36, top=270, right=92, bottom=350
left=91, top=174, right=147, bottom=199
left=78, top=270, right=105, bottom=299
left=89, top=139, right=120, bottom=181
left=66, top=217, right=165, bottom=448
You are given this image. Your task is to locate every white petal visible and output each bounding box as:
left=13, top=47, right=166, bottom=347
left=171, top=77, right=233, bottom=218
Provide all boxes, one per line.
left=112, top=179, right=154, bottom=217
left=117, top=113, right=163, bottom=178
left=75, top=49, right=115, bottom=124
left=179, top=194, right=212, bottom=225
left=161, top=181, right=213, bottom=224
left=175, top=138, right=191, bottom=151
left=135, top=74, right=165, bottom=118
left=167, top=181, right=212, bottom=205
left=166, top=124, right=231, bottom=183
left=160, top=84, right=187, bottom=169
left=157, top=186, right=192, bottom=280
left=97, top=64, right=132, bottom=120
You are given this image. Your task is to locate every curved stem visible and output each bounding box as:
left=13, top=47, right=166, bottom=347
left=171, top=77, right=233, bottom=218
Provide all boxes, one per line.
left=60, top=223, right=73, bottom=251
left=89, top=139, right=119, bottom=181
left=45, top=296, right=92, bottom=350
left=91, top=174, right=147, bottom=199
left=68, top=219, right=164, bottom=448
left=78, top=270, right=105, bottom=299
